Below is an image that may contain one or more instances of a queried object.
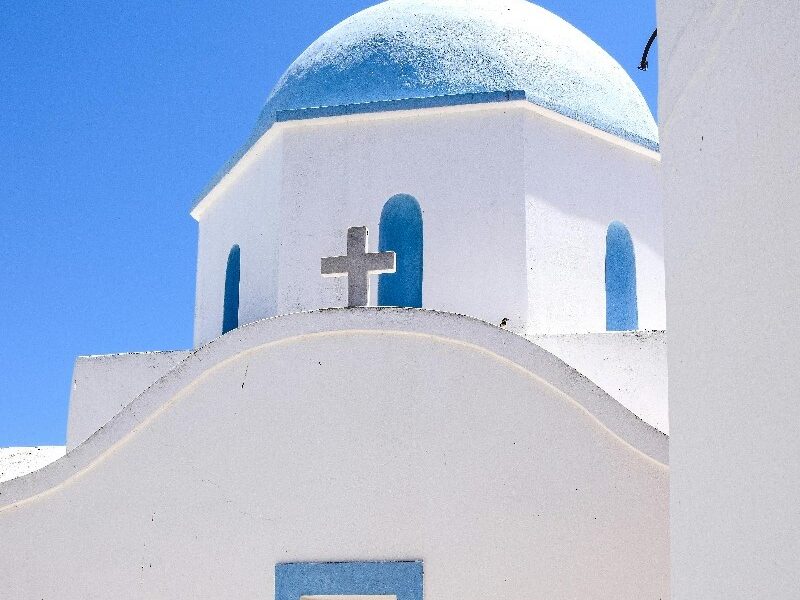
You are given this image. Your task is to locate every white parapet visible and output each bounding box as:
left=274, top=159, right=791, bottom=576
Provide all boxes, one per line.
left=67, top=350, right=191, bottom=451
left=528, top=330, right=668, bottom=434
left=0, top=308, right=667, bottom=600
left=0, top=447, right=66, bottom=483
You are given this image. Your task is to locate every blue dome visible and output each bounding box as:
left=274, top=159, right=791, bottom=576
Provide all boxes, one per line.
left=195, top=0, right=659, bottom=208
left=256, top=0, right=658, bottom=150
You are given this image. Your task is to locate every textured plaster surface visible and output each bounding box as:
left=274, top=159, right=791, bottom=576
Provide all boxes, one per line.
left=528, top=331, right=667, bottom=434
left=522, top=104, right=664, bottom=333
left=0, top=309, right=667, bottom=599
left=660, top=1, right=800, bottom=598
left=193, top=129, right=282, bottom=345
left=0, top=447, right=65, bottom=483
left=260, top=0, right=657, bottom=148
left=195, top=104, right=527, bottom=344
left=67, top=350, right=191, bottom=451
left=193, top=103, right=661, bottom=345
left=199, top=0, right=657, bottom=203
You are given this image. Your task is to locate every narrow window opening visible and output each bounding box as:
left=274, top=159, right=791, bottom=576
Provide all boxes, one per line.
left=605, top=221, right=638, bottom=331
left=222, top=244, right=240, bottom=334
left=378, top=194, right=423, bottom=307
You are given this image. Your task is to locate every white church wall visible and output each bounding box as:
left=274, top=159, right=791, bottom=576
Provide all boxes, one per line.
left=66, top=350, right=191, bottom=451
left=193, top=133, right=283, bottom=346
left=523, top=109, right=664, bottom=334
left=0, top=447, right=65, bottom=483
left=0, top=309, right=668, bottom=600
left=528, top=330, right=668, bottom=434
left=193, top=100, right=663, bottom=344
left=659, top=2, right=800, bottom=598
left=275, top=105, right=528, bottom=331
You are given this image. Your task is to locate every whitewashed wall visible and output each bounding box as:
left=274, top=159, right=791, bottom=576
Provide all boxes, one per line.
left=0, top=309, right=668, bottom=600
left=193, top=133, right=283, bottom=345
left=523, top=111, right=663, bottom=333
left=529, top=330, right=668, bottom=434
left=659, top=2, right=800, bottom=598
left=67, top=351, right=191, bottom=451
left=0, top=447, right=65, bottom=483
left=193, top=101, right=663, bottom=344
left=275, top=105, right=527, bottom=330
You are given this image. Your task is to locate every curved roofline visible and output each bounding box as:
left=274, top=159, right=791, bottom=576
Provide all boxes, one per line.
left=191, top=92, right=659, bottom=218
left=0, top=307, right=667, bottom=511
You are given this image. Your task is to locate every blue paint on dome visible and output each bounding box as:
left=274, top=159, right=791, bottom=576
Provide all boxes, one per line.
left=260, top=0, right=657, bottom=146
left=197, top=0, right=658, bottom=206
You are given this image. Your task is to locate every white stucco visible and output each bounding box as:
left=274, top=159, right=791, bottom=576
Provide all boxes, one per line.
left=1, top=5, right=678, bottom=596
left=0, top=447, right=65, bottom=483
left=66, top=350, right=191, bottom=451
left=193, top=101, right=662, bottom=345
left=0, top=309, right=668, bottom=600
left=659, top=1, right=800, bottom=598
left=523, top=113, right=664, bottom=333
left=529, top=330, right=667, bottom=434
left=194, top=131, right=283, bottom=345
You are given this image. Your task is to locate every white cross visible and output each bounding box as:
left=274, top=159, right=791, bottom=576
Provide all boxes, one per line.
left=321, top=226, right=396, bottom=307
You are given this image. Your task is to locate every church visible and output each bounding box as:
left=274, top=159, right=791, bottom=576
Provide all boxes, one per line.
left=2, top=1, right=797, bottom=599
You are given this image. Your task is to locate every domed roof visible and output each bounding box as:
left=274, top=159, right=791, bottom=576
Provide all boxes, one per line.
left=255, top=0, right=658, bottom=150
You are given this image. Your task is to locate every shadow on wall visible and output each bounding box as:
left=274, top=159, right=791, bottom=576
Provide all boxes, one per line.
left=606, top=221, right=638, bottom=330
left=379, top=194, right=423, bottom=308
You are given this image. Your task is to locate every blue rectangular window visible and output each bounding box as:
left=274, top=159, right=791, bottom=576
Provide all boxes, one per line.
left=275, top=561, right=423, bottom=600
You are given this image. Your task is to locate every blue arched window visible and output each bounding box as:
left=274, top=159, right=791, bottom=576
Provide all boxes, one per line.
left=605, top=221, right=638, bottom=331
left=378, top=194, right=423, bottom=307
left=222, top=244, right=240, bottom=334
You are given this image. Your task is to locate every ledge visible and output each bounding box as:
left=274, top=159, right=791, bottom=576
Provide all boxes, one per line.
left=0, top=307, right=668, bottom=510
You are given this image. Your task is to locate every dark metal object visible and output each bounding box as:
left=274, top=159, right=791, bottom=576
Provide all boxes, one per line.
left=639, top=29, right=658, bottom=71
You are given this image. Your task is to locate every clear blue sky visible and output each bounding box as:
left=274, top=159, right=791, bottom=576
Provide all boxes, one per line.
left=0, top=0, right=657, bottom=446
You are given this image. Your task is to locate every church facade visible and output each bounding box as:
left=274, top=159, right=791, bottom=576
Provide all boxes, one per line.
left=8, top=0, right=777, bottom=598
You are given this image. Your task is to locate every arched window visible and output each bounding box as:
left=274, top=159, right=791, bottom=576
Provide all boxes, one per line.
left=605, top=221, right=638, bottom=331
left=222, top=244, right=240, bottom=334
left=378, top=194, right=423, bottom=307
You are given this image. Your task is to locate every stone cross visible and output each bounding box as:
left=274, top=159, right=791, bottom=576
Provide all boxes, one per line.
left=321, top=226, right=396, bottom=307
